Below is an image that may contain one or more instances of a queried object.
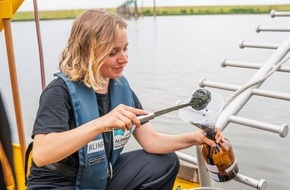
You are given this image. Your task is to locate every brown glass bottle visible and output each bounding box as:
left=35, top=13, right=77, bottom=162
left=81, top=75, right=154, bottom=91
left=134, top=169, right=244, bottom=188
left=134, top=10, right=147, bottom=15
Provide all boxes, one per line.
left=201, top=127, right=239, bottom=182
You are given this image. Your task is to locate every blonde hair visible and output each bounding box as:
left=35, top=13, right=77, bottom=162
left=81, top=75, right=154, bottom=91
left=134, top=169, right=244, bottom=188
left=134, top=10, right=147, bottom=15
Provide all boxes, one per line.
left=59, top=9, right=127, bottom=91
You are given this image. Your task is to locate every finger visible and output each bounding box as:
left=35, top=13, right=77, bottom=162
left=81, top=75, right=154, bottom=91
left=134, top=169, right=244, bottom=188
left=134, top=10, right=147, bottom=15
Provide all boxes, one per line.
left=124, top=106, right=148, bottom=116
left=104, top=120, right=125, bottom=132
left=205, top=138, right=216, bottom=147
left=114, top=119, right=127, bottom=131
left=199, top=131, right=216, bottom=147
left=214, top=128, right=224, bottom=143
left=115, top=105, right=147, bottom=128
left=119, top=114, right=134, bottom=130
left=215, top=132, right=221, bottom=143
left=121, top=108, right=142, bottom=128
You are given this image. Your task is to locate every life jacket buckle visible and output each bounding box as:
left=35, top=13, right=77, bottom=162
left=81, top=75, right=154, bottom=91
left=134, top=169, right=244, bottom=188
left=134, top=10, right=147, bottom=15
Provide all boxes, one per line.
left=108, top=161, right=113, bottom=180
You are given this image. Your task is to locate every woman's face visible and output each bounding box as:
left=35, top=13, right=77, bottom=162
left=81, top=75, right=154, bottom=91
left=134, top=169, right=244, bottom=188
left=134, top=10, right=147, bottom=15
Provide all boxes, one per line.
left=100, top=26, right=128, bottom=81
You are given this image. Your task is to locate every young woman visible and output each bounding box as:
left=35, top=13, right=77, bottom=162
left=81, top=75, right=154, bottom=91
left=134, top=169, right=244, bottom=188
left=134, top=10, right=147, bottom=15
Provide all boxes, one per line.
left=27, top=9, right=223, bottom=190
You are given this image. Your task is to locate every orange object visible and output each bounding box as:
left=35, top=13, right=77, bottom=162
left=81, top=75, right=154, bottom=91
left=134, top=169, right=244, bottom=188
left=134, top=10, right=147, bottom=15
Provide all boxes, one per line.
left=0, top=0, right=24, bottom=31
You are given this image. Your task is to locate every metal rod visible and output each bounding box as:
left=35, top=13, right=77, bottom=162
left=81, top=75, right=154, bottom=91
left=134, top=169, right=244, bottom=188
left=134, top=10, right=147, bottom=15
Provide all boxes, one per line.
left=221, top=59, right=290, bottom=72
left=176, top=151, right=197, bottom=165
left=229, top=115, right=288, bottom=138
left=221, top=59, right=262, bottom=69
left=196, top=146, right=212, bottom=187
left=153, top=0, right=156, bottom=20
left=234, top=173, right=267, bottom=190
left=256, top=25, right=290, bottom=32
left=3, top=18, right=26, bottom=169
left=252, top=88, right=290, bottom=101
left=154, top=102, right=192, bottom=116
left=271, top=10, right=290, bottom=18
left=33, top=0, right=46, bottom=90
left=239, top=40, right=279, bottom=49
left=200, top=79, right=290, bottom=101
left=137, top=112, right=155, bottom=123
left=199, top=78, right=240, bottom=91
left=137, top=102, right=193, bottom=123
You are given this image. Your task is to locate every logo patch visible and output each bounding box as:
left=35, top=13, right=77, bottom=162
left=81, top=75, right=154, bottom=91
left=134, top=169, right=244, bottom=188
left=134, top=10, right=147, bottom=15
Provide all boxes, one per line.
left=87, top=139, right=104, bottom=154
left=88, top=155, right=106, bottom=166
left=113, top=129, right=132, bottom=150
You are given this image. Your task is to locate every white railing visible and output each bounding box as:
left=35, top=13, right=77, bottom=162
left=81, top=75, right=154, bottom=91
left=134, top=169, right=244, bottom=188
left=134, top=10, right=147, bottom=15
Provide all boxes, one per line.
left=177, top=10, right=290, bottom=190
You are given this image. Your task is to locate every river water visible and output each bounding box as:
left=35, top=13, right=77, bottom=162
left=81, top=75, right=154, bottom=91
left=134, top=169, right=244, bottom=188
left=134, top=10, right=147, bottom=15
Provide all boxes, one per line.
left=1, top=14, right=290, bottom=190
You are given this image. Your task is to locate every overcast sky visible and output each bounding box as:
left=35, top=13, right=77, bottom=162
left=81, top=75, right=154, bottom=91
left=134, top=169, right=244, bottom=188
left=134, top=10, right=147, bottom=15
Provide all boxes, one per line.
left=18, top=0, right=290, bottom=12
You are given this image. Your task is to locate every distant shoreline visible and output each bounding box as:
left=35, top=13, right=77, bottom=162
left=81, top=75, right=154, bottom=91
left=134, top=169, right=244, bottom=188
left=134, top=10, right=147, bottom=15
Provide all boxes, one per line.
left=13, top=4, right=290, bottom=21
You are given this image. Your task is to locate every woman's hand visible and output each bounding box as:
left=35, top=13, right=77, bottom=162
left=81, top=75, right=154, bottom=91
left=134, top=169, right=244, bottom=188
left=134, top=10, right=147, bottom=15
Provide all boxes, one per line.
left=193, top=128, right=224, bottom=147
left=214, top=128, right=224, bottom=144
left=99, top=104, right=147, bottom=132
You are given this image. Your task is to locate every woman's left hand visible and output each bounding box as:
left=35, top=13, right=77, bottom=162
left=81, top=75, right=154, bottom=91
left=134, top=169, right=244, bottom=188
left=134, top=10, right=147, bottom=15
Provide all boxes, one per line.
left=214, top=128, right=224, bottom=144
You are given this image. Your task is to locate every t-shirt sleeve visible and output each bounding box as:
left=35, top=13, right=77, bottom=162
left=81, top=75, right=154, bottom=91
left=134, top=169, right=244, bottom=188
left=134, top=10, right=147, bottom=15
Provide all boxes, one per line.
left=32, top=79, right=72, bottom=138
left=131, top=90, right=143, bottom=110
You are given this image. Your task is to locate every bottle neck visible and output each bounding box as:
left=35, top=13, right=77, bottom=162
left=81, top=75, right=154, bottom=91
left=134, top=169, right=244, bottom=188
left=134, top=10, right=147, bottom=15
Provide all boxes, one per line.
left=204, top=128, right=216, bottom=140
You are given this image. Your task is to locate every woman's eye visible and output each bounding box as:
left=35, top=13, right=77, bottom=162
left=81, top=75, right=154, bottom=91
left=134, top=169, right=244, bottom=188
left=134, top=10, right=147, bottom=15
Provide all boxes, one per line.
left=110, top=50, right=117, bottom=56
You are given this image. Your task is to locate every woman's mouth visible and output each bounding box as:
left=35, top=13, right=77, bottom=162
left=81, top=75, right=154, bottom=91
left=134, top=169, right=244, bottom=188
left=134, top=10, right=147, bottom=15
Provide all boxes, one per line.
left=114, top=66, right=124, bottom=72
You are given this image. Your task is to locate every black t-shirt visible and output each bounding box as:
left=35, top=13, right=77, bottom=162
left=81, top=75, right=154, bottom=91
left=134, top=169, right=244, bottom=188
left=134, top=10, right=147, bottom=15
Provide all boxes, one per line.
left=27, top=77, right=143, bottom=187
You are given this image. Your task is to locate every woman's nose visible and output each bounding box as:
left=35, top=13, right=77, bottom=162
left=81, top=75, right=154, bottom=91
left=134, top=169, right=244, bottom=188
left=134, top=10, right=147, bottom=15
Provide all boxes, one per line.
left=117, top=51, right=128, bottom=64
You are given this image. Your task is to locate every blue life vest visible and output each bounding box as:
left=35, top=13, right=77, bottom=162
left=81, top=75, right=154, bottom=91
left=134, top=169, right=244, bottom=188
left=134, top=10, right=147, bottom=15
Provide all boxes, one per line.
left=55, top=72, right=135, bottom=190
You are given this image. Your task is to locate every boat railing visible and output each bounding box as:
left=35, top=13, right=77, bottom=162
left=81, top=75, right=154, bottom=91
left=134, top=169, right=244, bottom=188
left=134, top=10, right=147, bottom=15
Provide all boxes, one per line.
left=176, top=10, right=290, bottom=190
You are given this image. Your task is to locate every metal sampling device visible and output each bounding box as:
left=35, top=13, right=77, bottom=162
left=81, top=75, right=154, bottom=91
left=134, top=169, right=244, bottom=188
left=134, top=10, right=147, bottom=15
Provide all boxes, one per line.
left=137, top=89, right=211, bottom=123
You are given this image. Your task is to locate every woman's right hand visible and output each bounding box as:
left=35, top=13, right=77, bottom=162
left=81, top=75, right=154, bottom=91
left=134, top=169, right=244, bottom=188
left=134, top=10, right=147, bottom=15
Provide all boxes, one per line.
left=99, top=104, right=148, bottom=132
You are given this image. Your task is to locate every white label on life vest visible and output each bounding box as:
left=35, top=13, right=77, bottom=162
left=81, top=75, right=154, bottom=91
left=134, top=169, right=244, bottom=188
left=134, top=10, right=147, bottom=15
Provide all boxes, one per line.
left=87, top=139, right=104, bottom=154
left=113, top=129, right=132, bottom=150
